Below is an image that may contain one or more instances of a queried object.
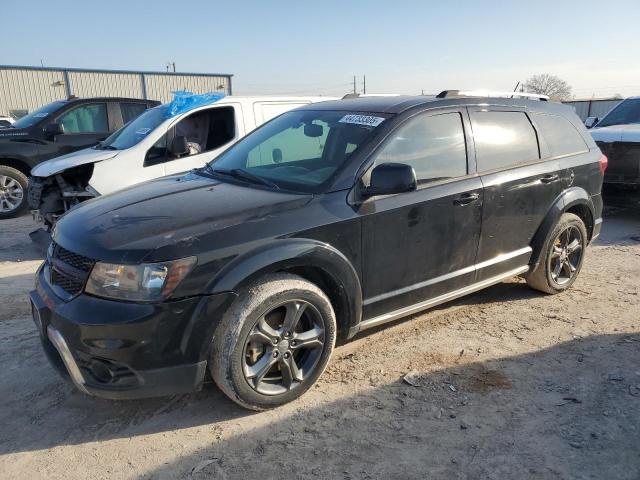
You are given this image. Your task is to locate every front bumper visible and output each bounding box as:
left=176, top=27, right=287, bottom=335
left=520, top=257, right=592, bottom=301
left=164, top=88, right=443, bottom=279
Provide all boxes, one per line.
left=30, top=264, right=236, bottom=399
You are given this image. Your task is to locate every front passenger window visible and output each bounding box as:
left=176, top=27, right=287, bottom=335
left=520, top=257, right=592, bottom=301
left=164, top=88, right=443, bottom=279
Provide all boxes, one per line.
left=373, top=112, right=468, bottom=185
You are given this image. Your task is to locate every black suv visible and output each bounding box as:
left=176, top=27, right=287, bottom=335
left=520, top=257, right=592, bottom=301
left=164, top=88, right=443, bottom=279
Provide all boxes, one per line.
left=0, top=97, right=159, bottom=218
left=30, top=93, right=605, bottom=410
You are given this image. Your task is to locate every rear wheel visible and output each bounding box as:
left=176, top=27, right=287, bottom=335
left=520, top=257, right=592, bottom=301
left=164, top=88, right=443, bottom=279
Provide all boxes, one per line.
left=0, top=165, right=28, bottom=219
left=210, top=273, right=336, bottom=410
left=527, top=213, right=588, bottom=294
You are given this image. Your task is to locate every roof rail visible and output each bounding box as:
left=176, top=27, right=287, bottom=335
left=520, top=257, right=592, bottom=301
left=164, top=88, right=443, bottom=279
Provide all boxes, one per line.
left=341, top=93, right=401, bottom=99
left=436, top=90, right=549, bottom=101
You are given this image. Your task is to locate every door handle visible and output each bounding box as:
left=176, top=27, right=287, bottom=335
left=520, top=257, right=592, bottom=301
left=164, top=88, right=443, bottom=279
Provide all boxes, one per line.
left=540, top=174, right=559, bottom=184
left=453, top=192, right=480, bottom=206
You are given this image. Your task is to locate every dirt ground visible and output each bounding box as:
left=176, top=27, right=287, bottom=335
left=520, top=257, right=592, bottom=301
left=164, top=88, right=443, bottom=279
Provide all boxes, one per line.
left=1, top=202, right=639, bottom=480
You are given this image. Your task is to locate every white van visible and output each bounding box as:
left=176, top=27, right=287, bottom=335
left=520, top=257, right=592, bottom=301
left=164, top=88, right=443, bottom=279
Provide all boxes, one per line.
left=28, top=95, right=335, bottom=227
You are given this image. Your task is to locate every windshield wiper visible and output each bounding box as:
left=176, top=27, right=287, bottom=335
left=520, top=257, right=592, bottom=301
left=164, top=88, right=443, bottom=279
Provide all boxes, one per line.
left=210, top=168, right=281, bottom=190
left=94, top=141, right=118, bottom=151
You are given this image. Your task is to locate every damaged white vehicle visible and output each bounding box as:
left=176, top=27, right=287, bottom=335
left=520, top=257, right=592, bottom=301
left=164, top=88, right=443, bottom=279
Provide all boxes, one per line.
left=28, top=94, right=334, bottom=229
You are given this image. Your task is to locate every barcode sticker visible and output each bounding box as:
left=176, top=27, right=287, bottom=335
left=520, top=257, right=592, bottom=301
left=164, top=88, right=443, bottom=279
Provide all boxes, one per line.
left=339, top=114, right=385, bottom=127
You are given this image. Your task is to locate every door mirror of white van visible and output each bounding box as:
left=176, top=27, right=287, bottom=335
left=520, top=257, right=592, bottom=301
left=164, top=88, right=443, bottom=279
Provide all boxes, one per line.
left=170, top=136, right=189, bottom=157
left=585, top=116, right=599, bottom=129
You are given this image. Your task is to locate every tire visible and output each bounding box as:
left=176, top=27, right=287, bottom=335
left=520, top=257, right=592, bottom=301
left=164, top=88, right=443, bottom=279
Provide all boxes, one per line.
left=210, top=273, right=337, bottom=411
left=526, top=213, right=588, bottom=294
left=0, top=165, right=28, bottom=219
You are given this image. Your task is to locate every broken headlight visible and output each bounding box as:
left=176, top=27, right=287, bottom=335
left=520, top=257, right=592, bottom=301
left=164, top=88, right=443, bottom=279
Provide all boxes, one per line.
left=85, top=257, right=197, bottom=302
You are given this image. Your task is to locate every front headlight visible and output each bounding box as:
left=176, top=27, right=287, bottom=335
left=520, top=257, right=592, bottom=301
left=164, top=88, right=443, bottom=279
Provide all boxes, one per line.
left=85, top=256, right=197, bottom=302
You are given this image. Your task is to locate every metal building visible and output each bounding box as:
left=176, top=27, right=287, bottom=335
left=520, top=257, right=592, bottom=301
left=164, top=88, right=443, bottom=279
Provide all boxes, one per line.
left=562, top=98, right=623, bottom=122
left=0, top=65, right=233, bottom=118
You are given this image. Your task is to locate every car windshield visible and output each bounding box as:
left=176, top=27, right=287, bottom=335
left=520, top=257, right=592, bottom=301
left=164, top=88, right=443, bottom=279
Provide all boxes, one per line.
left=205, top=110, right=388, bottom=193
left=97, top=105, right=168, bottom=150
left=11, top=101, right=66, bottom=129
left=597, top=98, right=640, bottom=127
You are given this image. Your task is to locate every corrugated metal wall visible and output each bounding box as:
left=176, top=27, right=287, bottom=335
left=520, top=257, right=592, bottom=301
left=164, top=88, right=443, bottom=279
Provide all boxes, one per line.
left=0, top=68, right=68, bottom=116
left=563, top=99, right=622, bottom=122
left=0, top=66, right=232, bottom=118
left=68, top=71, right=141, bottom=99
left=143, top=74, right=230, bottom=103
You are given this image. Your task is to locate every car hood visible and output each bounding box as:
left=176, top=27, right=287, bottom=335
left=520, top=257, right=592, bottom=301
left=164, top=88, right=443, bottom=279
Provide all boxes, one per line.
left=590, top=124, right=640, bottom=143
left=53, top=172, right=312, bottom=263
left=31, top=148, right=119, bottom=177
left=0, top=127, right=31, bottom=139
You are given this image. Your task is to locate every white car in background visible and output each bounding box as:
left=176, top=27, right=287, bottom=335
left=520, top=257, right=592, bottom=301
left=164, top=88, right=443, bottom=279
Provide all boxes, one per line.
left=587, top=96, right=640, bottom=186
left=0, top=116, right=14, bottom=128
left=29, top=95, right=335, bottom=228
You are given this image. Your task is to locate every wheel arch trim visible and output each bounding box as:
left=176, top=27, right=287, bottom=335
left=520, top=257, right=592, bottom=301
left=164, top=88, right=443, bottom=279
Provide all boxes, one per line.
left=206, top=238, right=363, bottom=335
left=529, top=186, right=595, bottom=267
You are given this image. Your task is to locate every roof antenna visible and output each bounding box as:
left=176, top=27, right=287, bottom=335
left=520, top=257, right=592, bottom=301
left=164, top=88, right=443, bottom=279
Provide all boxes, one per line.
left=511, top=81, right=520, bottom=98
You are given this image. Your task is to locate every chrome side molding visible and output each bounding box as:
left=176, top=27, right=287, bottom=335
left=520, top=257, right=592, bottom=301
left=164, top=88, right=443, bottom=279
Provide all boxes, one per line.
left=357, top=265, right=529, bottom=332
left=47, top=325, right=91, bottom=395
left=364, top=247, right=531, bottom=306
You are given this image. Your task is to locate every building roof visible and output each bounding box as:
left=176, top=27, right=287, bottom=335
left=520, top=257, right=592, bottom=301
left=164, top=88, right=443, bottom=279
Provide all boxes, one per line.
left=0, top=64, right=233, bottom=78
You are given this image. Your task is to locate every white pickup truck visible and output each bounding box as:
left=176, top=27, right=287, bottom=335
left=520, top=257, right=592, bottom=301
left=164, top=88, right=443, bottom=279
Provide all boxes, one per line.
left=28, top=95, right=335, bottom=228
left=587, top=96, right=640, bottom=186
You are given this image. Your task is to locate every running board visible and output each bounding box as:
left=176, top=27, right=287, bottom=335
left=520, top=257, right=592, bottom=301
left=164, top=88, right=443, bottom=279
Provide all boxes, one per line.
left=356, top=265, right=529, bottom=332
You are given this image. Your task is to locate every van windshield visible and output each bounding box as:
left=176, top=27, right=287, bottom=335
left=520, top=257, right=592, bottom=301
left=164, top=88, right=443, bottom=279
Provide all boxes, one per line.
left=12, top=101, right=66, bottom=129
left=97, top=105, right=168, bottom=150
left=205, top=110, right=388, bottom=193
left=597, top=98, right=640, bottom=127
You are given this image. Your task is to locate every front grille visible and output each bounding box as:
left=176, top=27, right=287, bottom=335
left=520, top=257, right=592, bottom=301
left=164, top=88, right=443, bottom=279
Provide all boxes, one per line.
left=55, top=244, right=94, bottom=272
left=49, top=242, right=96, bottom=297
left=51, top=269, right=85, bottom=296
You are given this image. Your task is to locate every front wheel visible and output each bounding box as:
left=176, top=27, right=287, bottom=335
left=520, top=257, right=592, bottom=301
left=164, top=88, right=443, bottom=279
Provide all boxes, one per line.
left=527, top=213, right=588, bottom=294
left=210, top=273, right=336, bottom=410
left=0, top=166, right=28, bottom=219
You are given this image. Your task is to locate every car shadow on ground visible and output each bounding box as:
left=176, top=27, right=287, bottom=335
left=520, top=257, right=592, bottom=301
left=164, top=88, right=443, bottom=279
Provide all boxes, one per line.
left=143, top=333, right=640, bottom=479
left=2, top=327, right=639, bottom=479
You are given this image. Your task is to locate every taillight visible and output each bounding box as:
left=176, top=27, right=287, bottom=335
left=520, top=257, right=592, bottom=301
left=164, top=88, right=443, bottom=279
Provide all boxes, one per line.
left=599, top=154, right=608, bottom=176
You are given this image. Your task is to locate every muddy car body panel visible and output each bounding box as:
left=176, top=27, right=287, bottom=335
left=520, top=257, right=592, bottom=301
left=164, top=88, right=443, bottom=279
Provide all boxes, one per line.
left=31, top=94, right=605, bottom=401
left=589, top=97, right=640, bottom=186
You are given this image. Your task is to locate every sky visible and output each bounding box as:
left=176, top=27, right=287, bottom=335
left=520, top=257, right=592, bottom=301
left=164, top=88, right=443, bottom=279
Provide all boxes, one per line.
left=3, top=0, right=640, bottom=99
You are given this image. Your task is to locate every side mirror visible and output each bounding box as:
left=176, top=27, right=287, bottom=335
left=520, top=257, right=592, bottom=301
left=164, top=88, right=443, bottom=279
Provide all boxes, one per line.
left=43, top=122, right=64, bottom=139
left=585, top=116, right=599, bottom=129
left=272, top=148, right=283, bottom=163
left=169, top=136, right=189, bottom=157
left=363, top=162, right=417, bottom=197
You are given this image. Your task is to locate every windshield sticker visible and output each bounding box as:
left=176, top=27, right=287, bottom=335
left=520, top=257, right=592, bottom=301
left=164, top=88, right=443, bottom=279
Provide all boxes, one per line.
left=34, top=113, right=49, bottom=118
left=339, top=114, right=385, bottom=128
left=135, top=128, right=151, bottom=135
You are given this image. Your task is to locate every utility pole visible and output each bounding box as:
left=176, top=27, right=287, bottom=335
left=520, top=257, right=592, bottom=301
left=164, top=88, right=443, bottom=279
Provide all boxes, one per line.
left=363, top=75, right=366, bottom=94
left=353, top=75, right=356, bottom=94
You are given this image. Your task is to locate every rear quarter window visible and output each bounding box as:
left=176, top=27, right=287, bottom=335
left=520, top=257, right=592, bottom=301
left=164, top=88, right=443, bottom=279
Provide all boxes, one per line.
left=120, top=103, right=148, bottom=124
left=533, top=113, right=588, bottom=158
left=471, top=111, right=539, bottom=172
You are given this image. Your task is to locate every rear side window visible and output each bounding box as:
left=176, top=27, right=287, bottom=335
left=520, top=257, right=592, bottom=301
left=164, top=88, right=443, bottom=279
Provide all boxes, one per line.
left=533, top=113, right=588, bottom=157
left=120, top=103, right=148, bottom=124
left=471, top=111, right=539, bottom=172
left=59, top=104, right=108, bottom=133
left=373, top=112, right=467, bottom=185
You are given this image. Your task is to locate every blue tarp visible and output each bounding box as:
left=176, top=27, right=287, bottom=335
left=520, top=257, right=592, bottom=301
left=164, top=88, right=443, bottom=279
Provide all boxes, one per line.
left=165, top=91, right=225, bottom=118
